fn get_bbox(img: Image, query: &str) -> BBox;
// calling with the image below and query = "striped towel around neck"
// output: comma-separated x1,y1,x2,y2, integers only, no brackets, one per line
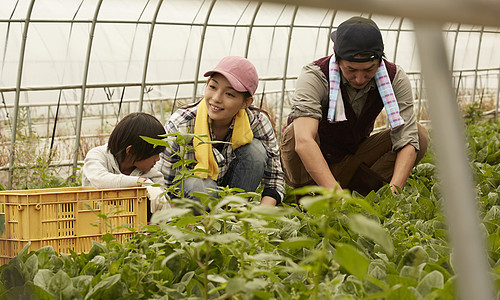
327,55,404,130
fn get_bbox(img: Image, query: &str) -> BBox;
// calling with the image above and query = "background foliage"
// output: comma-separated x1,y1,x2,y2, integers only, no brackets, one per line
1,120,500,299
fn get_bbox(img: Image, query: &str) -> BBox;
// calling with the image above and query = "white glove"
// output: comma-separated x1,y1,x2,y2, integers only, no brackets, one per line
144,179,171,213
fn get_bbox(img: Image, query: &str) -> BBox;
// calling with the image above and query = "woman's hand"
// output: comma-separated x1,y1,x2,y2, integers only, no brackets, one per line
260,196,277,206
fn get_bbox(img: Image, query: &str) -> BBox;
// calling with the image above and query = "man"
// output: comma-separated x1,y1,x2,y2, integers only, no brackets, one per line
280,16,429,196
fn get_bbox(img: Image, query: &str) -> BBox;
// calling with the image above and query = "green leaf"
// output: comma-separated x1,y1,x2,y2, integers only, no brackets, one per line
416,270,444,296
36,246,57,259
48,270,74,298
101,232,114,243
71,275,93,295
250,205,288,217
387,285,418,300
348,214,394,256
401,246,429,268
84,274,121,300
150,208,192,224
16,242,32,261
141,136,170,147
34,269,54,291
214,196,248,211
299,195,332,216
207,233,246,244
207,274,227,283
226,277,246,294
386,273,418,287
25,254,39,280
281,237,318,250
0,283,55,300
0,214,5,236
334,243,369,280
1,257,31,289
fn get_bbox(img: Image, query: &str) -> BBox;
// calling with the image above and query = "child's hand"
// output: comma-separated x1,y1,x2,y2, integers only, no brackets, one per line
141,178,171,213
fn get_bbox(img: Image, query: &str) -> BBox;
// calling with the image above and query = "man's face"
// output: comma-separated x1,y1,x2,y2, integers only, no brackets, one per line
338,58,380,90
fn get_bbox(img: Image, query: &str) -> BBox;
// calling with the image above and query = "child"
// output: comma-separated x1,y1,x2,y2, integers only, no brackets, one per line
159,56,285,209
82,112,170,219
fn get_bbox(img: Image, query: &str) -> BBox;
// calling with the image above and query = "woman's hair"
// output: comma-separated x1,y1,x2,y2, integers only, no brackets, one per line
108,112,166,163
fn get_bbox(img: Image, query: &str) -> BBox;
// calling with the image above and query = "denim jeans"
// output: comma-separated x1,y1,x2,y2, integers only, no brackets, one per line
184,138,267,202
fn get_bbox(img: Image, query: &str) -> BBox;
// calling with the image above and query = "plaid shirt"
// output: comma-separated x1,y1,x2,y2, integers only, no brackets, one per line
159,102,285,201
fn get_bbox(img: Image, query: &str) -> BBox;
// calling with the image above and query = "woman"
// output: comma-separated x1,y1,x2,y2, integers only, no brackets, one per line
160,56,285,209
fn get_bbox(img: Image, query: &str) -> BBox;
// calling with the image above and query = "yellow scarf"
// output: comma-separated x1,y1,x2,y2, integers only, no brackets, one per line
194,98,254,180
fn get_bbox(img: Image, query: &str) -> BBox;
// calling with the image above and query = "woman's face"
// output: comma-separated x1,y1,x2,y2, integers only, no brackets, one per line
204,73,252,127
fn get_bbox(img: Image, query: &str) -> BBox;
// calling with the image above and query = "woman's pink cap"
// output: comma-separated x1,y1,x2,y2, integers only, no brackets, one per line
204,56,259,96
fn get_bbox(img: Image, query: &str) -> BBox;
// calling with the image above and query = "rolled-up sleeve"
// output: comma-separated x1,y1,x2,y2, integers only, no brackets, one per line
390,66,419,152
288,63,328,121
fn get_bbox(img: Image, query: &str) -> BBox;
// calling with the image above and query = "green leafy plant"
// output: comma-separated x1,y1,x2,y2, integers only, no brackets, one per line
1,122,500,299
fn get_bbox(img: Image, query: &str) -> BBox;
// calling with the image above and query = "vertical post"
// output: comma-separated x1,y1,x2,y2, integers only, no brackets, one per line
72,0,103,177
47,105,51,137
413,20,494,300
471,26,485,106
418,75,424,121
277,5,298,141
325,10,337,56
101,103,104,131
158,99,162,123
392,17,404,63
27,104,32,138
8,0,36,189
450,24,461,88
496,72,500,121
244,2,262,58
192,0,217,102
139,0,163,112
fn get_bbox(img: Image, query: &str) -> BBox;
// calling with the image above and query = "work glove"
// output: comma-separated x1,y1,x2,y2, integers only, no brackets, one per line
143,179,171,213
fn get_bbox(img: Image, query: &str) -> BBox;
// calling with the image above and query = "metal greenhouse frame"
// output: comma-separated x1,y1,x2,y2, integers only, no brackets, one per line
1,1,500,298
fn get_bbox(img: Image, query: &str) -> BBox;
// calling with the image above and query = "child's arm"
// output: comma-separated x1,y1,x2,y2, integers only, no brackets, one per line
82,145,142,188
251,112,286,205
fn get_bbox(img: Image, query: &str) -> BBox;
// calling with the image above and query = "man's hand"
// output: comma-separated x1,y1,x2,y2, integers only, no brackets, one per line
293,117,341,190
389,144,417,193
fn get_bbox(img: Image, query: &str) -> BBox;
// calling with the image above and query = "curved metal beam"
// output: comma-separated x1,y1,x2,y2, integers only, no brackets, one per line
325,9,337,56
8,0,35,189
392,17,404,63
259,0,500,27
139,0,164,112
71,0,103,176
244,1,262,58
471,25,485,106
277,5,298,140
192,0,217,102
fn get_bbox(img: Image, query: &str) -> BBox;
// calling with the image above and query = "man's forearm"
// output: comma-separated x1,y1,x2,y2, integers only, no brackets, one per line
296,140,341,190
389,144,417,192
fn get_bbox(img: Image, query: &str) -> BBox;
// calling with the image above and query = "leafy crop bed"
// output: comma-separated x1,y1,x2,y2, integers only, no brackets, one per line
1,121,500,299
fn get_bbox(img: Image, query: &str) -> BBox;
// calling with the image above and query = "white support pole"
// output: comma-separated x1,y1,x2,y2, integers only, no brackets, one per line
413,20,494,300
139,0,163,112
8,0,35,189
72,0,103,177
277,5,298,141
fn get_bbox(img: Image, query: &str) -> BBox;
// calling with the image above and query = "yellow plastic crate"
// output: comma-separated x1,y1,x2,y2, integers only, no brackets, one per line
0,186,147,265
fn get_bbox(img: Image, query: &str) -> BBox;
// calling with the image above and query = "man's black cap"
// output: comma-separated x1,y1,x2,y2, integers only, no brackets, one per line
330,16,384,63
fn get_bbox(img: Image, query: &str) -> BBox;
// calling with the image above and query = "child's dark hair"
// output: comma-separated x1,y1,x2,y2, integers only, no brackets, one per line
108,112,166,163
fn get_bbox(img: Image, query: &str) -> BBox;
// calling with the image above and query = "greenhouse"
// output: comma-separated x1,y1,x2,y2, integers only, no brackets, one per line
0,0,499,299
